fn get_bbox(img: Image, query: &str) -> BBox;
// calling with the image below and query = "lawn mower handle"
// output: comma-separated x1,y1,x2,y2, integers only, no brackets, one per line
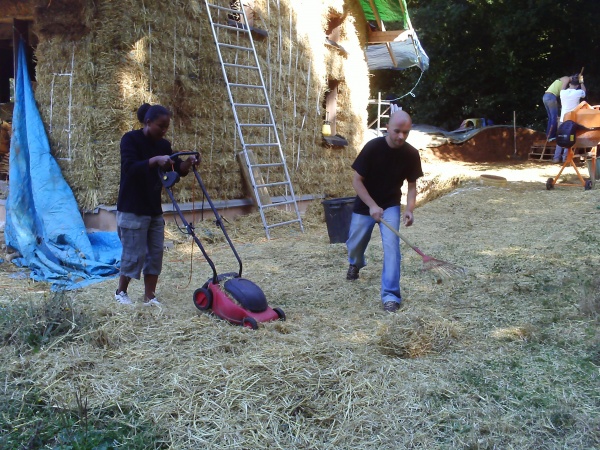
158,150,244,282
169,151,200,160
158,151,200,189
189,164,245,281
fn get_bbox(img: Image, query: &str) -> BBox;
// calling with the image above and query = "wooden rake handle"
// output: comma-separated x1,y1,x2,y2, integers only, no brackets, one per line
379,218,425,257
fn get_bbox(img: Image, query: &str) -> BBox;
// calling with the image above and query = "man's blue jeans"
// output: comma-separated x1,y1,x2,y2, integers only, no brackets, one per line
346,206,402,305
543,92,559,139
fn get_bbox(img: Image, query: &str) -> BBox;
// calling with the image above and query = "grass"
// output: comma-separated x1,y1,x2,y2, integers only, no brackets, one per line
1,388,161,448
0,294,163,449
1,161,599,449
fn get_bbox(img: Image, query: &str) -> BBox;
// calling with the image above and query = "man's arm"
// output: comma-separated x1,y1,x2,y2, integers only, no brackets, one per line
404,181,417,226
352,171,383,221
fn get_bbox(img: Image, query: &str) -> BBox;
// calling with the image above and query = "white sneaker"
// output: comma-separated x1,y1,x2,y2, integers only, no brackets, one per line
143,297,162,307
115,290,133,305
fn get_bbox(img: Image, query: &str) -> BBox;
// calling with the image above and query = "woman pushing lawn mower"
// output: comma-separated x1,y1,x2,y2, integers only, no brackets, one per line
114,103,199,306
157,152,285,330
114,103,285,328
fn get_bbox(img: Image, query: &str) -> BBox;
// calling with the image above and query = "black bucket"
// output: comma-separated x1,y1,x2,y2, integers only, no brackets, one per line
322,197,355,244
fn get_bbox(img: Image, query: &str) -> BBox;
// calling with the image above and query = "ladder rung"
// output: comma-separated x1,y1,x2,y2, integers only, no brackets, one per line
266,219,303,229
213,23,250,33
206,3,245,15
229,83,263,89
264,199,297,208
223,63,259,71
249,162,284,168
240,123,275,128
256,181,289,189
233,103,268,108
218,43,253,52
213,23,251,33
245,143,278,148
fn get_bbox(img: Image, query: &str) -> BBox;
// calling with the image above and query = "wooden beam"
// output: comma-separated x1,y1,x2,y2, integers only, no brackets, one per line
0,0,36,21
396,0,407,17
367,29,410,44
367,0,397,67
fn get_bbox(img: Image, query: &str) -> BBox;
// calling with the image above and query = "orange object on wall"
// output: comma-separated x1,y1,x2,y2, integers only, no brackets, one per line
0,120,10,154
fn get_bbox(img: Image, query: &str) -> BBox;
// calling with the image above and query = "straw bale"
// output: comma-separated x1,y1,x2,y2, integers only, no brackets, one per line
33,0,96,40
29,0,371,211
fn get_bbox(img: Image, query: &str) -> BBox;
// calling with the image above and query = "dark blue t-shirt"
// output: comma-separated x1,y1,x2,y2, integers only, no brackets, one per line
351,136,423,215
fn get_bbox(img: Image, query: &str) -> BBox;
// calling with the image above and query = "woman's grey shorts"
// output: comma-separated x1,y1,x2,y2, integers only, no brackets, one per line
117,211,165,279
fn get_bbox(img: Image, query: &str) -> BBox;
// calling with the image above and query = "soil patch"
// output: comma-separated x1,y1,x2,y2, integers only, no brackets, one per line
417,126,547,163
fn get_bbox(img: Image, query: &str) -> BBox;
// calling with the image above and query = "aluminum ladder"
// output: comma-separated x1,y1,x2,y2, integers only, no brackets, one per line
204,0,304,239
367,92,392,136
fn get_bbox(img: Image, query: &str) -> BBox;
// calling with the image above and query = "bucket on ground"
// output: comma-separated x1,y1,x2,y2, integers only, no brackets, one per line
322,197,355,244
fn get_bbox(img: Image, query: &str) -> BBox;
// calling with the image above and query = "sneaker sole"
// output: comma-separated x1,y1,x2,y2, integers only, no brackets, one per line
143,300,162,307
383,303,400,312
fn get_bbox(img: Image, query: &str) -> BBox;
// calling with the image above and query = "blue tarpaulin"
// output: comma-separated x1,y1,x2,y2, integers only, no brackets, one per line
4,40,121,290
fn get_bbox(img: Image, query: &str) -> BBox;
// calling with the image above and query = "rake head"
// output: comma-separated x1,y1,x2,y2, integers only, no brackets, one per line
422,255,467,280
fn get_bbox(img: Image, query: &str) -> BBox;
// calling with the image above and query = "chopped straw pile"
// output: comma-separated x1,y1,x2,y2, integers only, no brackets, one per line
1,159,600,448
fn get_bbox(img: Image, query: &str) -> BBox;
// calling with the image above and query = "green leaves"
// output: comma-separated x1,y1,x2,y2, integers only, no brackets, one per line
372,0,600,130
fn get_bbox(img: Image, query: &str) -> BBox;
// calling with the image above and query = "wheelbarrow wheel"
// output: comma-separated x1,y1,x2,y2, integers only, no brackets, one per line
193,287,212,311
242,317,258,330
585,179,593,191
546,177,554,190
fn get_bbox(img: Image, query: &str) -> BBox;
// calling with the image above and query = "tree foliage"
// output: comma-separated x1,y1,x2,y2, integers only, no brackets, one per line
370,0,600,131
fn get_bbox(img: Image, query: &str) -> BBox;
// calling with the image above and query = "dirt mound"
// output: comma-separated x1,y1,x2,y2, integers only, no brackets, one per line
421,126,546,163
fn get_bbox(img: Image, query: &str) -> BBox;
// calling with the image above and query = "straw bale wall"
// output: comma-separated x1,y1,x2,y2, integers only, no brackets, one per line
30,0,370,210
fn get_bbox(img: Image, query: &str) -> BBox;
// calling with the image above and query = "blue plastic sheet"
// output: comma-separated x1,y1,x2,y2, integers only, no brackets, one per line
4,40,121,290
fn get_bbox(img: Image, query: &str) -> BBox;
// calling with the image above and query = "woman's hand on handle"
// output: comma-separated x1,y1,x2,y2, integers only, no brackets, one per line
179,153,200,175
150,154,172,168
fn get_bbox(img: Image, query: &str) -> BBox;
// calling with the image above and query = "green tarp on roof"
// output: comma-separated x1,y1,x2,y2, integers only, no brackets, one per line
358,0,429,71
358,0,409,29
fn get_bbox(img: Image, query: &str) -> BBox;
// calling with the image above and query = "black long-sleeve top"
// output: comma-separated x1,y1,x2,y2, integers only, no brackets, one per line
116,129,182,216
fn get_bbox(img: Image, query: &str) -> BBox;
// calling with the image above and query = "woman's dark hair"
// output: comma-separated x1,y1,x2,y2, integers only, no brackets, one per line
570,74,580,85
136,103,172,124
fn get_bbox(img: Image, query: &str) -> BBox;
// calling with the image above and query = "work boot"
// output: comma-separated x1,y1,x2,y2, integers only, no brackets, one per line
383,301,400,313
346,264,359,281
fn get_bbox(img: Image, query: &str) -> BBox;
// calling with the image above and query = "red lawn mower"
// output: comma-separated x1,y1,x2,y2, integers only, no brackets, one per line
160,152,285,330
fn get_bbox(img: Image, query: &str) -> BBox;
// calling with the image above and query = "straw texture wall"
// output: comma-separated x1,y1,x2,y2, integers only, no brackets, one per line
29,0,370,210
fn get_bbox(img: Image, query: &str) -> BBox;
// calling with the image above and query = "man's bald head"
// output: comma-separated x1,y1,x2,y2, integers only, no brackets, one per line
386,110,412,149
